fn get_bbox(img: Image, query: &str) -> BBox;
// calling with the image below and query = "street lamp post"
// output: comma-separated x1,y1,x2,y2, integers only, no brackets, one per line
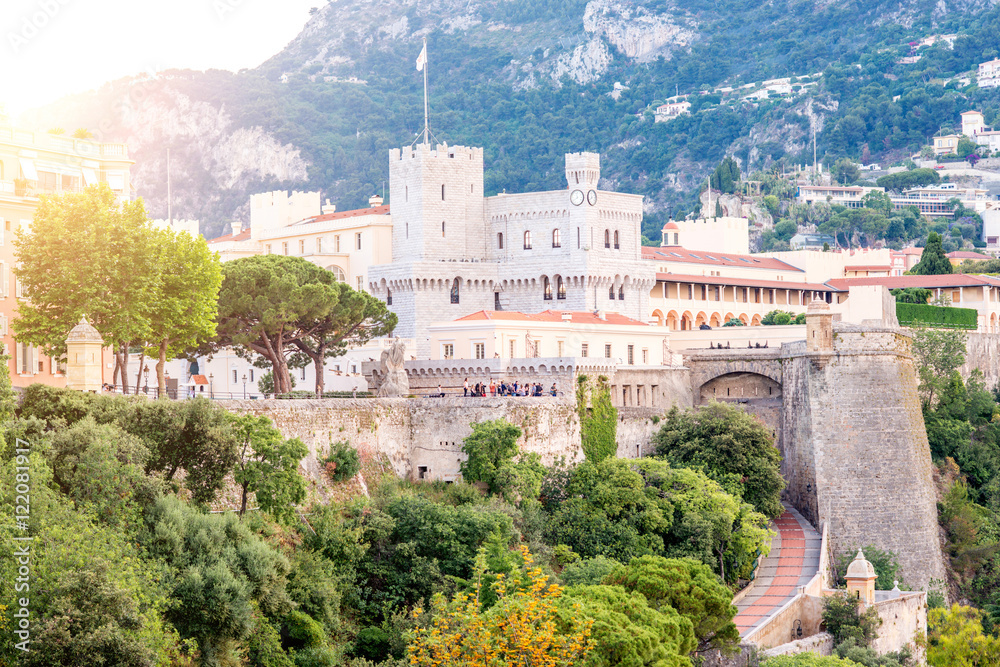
209,373,214,400
143,364,149,395
242,374,247,400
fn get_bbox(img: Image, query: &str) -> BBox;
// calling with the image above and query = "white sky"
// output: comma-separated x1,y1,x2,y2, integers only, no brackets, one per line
0,0,319,116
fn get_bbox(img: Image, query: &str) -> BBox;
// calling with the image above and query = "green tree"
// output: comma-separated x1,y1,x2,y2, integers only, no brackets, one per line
146,228,222,398
652,403,785,519
909,232,953,275
911,328,967,407
710,157,741,194
230,413,308,521
213,255,340,394
957,136,979,159
832,158,860,185
603,555,739,655
13,184,158,391
925,604,1000,666
723,318,745,327
861,190,893,215
292,281,397,395
460,418,544,502
0,354,16,424
891,287,931,304
761,310,793,325
763,655,859,666
561,585,696,667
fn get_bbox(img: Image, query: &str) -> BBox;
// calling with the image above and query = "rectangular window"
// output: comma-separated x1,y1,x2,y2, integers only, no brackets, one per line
510,340,516,358
700,285,707,300
249,369,254,382
282,242,288,255
357,276,363,292
605,344,612,358
557,341,564,357
443,344,454,359
356,233,362,250
628,345,634,365
687,285,694,300
474,343,485,359
581,343,589,358
642,349,648,364
714,287,721,301
301,366,306,380
264,244,271,255
335,235,341,252
232,369,237,383
316,237,323,253
299,239,305,255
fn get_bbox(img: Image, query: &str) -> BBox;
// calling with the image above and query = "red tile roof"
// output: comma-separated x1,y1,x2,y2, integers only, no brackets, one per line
844,265,892,271
899,247,925,255
296,205,390,224
642,246,803,272
656,272,837,292
207,229,251,244
453,310,649,326
947,251,993,260
827,274,1000,290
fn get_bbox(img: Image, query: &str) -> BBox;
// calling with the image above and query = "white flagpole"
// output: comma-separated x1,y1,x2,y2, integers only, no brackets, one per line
422,37,429,145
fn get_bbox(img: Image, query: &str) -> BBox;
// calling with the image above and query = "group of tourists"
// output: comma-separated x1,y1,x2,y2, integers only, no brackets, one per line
432,378,558,397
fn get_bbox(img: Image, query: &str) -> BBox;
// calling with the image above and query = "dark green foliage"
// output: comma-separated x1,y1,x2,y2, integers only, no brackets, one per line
909,232,954,276
761,310,799,326
891,287,932,304
231,413,309,522
322,440,361,482
603,555,739,654
822,593,880,646
459,418,544,502
352,626,392,662
723,318,745,327
542,458,771,582
561,556,620,586
876,169,941,192
577,375,618,462
652,403,785,519
896,302,978,329
709,157,741,195
560,585,697,667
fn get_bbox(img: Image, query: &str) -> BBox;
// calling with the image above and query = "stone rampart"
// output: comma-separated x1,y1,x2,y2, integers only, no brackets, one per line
963,333,1000,389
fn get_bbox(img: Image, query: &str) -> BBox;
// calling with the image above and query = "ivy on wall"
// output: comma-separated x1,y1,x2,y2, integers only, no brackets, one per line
576,374,618,462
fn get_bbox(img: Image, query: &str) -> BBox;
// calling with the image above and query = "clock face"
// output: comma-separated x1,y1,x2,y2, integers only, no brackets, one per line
587,189,598,206
570,189,584,206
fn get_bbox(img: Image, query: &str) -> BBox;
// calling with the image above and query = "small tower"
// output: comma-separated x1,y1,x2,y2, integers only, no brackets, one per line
661,220,680,247
66,316,104,392
805,299,834,353
845,549,877,605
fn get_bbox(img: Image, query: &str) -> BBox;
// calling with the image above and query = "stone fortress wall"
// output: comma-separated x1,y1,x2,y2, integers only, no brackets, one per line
225,304,948,591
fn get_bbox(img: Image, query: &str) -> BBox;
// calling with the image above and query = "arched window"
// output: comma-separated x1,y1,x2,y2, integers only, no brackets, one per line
328,266,346,281
614,230,620,249
609,286,616,300
451,278,460,304
552,228,561,248
441,184,445,200
524,231,532,250
498,232,504,249
406,222,409,238
442,221,446,237
557,276,566,300
386,288,393,305
543,276,553,301
618,285,625,300
604,229,610,248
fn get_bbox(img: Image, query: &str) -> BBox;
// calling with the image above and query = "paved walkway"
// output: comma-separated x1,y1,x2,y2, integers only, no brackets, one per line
734,504,822,637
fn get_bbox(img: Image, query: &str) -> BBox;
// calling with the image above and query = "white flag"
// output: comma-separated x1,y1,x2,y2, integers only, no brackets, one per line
415,44,427,71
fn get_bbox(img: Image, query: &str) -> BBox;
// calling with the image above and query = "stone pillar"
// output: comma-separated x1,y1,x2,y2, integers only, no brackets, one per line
66,316,104,392
845,549,877,605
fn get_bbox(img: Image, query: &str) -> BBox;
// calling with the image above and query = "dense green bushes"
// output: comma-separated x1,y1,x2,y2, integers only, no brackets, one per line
897,303,978,329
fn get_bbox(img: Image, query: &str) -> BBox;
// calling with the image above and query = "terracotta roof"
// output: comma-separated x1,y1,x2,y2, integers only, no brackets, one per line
844,265,892,271
656,272,837,292
191,374,209,385
295,204,390,225
662,221,679,231
827,274,1000,290
207,229,251,244
947,251,993,260
453,310,649,326
642,246,804,272
899,247,925,255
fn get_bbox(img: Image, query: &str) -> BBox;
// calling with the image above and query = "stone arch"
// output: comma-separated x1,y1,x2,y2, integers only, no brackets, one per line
751,314,762,326
710,312,722,327
724,312,735,323
695,312,708,327
680,311,694,331
652,309,665,326
666,310,679,330
739,313,749,325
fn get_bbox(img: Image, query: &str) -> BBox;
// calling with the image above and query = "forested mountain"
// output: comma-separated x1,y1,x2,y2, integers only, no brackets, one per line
22,0,1000,240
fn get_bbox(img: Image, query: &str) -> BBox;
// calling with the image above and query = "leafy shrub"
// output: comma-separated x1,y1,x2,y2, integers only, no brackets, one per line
577,375,617,462
323,440,361,482
834,546,905,590
896,303,977,329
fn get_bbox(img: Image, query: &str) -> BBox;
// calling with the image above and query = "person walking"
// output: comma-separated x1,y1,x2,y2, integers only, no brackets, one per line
464,378,469,397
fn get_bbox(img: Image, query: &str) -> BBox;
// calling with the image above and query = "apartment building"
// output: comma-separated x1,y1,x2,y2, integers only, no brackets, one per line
0,123,132,388
979,58,1000,89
